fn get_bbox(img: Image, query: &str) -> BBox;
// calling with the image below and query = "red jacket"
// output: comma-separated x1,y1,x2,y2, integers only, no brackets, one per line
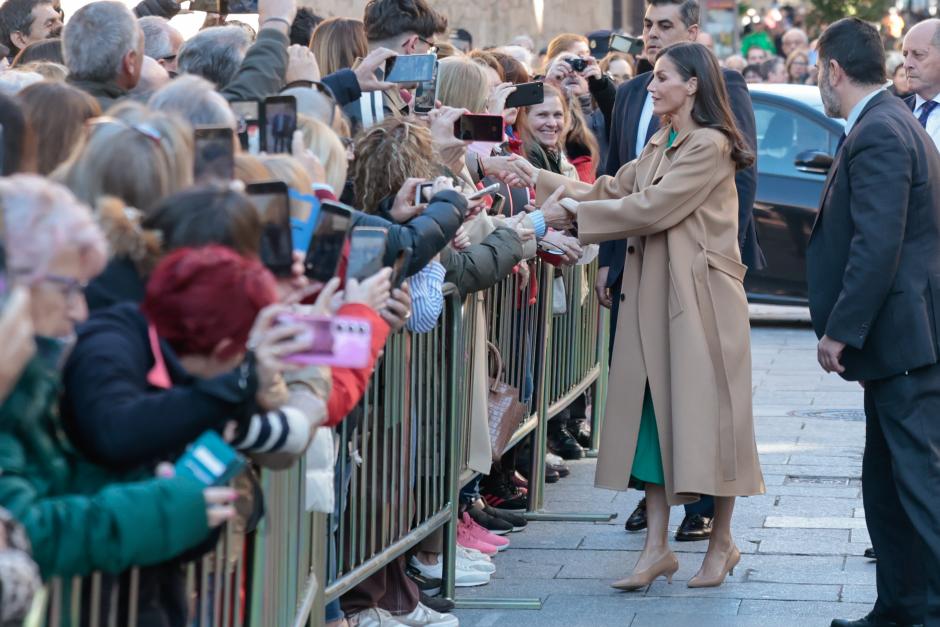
325,303,390,426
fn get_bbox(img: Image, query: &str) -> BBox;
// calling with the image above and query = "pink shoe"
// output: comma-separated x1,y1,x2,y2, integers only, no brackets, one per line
457,520,498,556
462,512,510,551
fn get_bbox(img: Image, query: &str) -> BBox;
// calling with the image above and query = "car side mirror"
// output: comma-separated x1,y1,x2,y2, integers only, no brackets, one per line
794,149,833,175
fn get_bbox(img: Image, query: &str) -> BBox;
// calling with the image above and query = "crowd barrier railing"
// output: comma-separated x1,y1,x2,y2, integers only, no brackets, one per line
38,258,612,626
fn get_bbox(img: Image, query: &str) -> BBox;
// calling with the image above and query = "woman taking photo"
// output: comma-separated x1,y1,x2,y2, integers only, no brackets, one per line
521,42,765,590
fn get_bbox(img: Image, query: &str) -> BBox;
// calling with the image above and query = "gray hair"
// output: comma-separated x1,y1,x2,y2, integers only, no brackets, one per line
148,74,236,129
139,16,174,60
63,1,142,83
177,26,250,88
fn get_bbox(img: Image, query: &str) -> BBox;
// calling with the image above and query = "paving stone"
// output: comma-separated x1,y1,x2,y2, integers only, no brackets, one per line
645,581,840,601
764,516,868,530
738,599,874,617
771,497,859,518
841,585,877,604
740,555,873,585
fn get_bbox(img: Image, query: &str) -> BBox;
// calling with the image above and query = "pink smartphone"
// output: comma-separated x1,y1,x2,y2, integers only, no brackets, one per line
278,313,373,368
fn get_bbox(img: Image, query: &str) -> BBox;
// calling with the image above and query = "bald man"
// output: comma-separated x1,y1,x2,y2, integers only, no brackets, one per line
781,27,808,57
903,18,940,152
128,55,169,101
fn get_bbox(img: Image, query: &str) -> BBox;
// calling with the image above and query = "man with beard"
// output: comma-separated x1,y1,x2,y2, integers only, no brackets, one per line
808,16,940,627
0,0,62,61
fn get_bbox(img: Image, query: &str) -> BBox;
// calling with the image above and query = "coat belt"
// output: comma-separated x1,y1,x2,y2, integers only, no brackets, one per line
692,247,741,482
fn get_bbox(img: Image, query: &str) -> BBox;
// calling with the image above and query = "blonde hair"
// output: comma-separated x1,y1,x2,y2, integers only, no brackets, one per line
234,153,269,185
53,101,193,214
298,114,347,193
16,62,68,81
309,17,368,75
437,56,489,113
258,154,315,222
352,118,436,214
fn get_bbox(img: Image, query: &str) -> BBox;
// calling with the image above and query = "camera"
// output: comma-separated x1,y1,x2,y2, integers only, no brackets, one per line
566,57,588,73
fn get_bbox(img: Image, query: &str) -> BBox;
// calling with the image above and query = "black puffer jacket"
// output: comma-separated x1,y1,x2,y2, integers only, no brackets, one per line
442,226,524,297
353,190,467,277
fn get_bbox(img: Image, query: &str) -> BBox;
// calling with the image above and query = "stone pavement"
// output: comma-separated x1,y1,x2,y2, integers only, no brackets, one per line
453,307,875,627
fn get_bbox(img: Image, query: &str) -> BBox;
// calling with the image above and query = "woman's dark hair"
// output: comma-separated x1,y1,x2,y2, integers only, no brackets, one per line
290,7,323,46
816,17,886,86
659,42,754,171
310,17,368,76
0,92,36,175
142,184,263,256
362,0,446,42
17,81,101,175
10,38,64,67
489,50,530,84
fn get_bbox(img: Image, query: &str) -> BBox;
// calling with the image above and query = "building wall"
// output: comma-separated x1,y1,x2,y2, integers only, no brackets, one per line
303,0,619,49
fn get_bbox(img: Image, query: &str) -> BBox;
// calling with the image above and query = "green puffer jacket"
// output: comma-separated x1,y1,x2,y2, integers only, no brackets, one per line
0,355,210,579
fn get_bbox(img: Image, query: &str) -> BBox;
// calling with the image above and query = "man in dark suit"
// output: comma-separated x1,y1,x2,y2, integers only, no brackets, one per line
808,17,940,627
607,0,763,543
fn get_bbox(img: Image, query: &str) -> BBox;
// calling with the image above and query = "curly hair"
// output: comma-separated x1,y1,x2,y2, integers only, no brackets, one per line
351,117,437,213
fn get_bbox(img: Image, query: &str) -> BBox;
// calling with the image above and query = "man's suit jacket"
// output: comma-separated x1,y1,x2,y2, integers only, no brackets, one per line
598,68,763,287
807,90,940,382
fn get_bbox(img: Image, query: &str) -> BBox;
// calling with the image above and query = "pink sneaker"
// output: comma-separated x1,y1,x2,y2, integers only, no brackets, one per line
462,512,510,551
457,520,498,556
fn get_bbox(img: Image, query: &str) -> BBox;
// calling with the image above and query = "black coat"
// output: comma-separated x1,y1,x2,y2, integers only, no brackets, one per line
807,90,940,382
599,68,764,287
353,189,467,277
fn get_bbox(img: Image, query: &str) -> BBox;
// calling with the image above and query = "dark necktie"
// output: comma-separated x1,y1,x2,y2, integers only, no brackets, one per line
918,100,938,128
644,114,660,145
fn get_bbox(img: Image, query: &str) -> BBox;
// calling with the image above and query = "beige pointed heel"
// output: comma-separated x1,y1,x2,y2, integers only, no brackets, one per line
611,551,680,591
687,546,741,589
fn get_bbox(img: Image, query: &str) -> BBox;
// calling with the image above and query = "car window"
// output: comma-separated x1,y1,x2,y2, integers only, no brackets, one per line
753,101,833,179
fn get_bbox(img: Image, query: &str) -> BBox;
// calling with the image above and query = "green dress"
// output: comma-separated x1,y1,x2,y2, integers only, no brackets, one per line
628,129,677,487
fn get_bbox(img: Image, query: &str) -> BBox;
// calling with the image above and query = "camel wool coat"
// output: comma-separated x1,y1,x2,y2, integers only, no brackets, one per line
535,126,765,505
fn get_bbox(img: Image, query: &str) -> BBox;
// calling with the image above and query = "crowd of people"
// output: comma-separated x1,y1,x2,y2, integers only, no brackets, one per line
0,0,938,625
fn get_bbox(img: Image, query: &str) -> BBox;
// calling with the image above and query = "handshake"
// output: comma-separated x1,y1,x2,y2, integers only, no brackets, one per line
483,156,579,231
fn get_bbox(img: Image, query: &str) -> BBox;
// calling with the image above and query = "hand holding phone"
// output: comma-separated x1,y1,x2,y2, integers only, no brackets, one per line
175,431,246,486
504,82,544,109
277,313,374,368
467,182,501,201
609,33,644,56
453,113,504,142
385,53,437,83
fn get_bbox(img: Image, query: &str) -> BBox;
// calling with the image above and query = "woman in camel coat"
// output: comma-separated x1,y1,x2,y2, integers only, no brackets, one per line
518,42,765,591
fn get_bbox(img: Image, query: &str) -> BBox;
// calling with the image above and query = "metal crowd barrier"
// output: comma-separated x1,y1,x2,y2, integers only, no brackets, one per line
37,258,611,625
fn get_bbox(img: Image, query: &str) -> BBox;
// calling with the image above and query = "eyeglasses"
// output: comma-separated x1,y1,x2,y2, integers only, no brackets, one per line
87,116,163,147
35,274,88,301
417,36,437,54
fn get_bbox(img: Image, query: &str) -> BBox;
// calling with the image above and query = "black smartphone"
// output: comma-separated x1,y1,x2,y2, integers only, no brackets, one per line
194,126,235,181
346,227,388,282
226,0,257,12
490,192,506,216
246,181,294,277
413,60,439,114
415,182,434,204
304,201,353,282
453,114,504,142
231,99,260,154
609,33,644,56
504,81,544,109
385,53,437,83
389,248,412,289
262,95,297,154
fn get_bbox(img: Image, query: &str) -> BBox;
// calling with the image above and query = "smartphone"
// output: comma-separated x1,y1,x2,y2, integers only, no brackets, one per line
190,0,222,12
413,60,439,114
231,99,260,154
609,33,644,56
385,53,437,83
490,192,506,216
346,227,388,282
453,113,503,142
278,313,373,368
389,248,412,289
246,181,294,277
504,82,544,109
263,95,297,154
468,182,501,201
175,430,246,486
415,182,434,204
194,126,234,181
226,0,257,12
304,201,352,282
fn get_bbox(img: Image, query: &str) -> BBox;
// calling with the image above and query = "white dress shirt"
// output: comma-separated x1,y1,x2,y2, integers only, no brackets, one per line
635,92,655,158
914,93,940,153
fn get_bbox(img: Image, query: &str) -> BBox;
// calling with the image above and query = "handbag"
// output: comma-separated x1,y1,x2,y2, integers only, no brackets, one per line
487,341,529,461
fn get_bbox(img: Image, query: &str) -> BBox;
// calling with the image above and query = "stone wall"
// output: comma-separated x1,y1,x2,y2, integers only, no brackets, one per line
302,0,621,50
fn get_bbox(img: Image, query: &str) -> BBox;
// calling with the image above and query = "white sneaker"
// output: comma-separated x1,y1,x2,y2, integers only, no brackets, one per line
349,608,407,626
456,546,491,563
408,556,491,587
545,453,564,465
455,551,496,574
396,602,459,627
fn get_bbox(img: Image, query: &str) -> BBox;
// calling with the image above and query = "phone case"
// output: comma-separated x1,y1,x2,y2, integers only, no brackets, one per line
175,430,246,486
278,314,373,368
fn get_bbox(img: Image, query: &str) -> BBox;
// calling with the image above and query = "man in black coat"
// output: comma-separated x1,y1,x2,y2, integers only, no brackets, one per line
807,18,940,627
605,0,763,543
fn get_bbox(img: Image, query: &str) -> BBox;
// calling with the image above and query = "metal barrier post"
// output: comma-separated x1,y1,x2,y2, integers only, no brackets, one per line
587,305,610,457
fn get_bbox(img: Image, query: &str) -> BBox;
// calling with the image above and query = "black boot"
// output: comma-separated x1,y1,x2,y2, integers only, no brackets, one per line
548,416,584,460
566,417,592,449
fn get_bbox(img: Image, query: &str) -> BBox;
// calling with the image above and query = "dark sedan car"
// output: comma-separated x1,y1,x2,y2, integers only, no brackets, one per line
745,83,846,305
